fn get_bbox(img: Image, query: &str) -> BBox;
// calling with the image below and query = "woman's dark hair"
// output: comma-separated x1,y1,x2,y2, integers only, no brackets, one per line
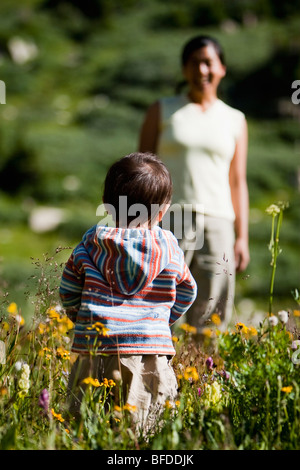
181,35,226,66
103,152,172,226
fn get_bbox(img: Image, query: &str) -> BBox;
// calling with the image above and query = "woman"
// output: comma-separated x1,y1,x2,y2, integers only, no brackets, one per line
138,35,249,336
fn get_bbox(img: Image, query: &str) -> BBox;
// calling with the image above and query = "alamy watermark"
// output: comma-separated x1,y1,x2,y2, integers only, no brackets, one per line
291,80,300,105
0,80,6,104
96,197,205,250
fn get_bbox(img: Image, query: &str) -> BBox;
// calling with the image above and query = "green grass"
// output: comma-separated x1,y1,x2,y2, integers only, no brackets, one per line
0,289,299,450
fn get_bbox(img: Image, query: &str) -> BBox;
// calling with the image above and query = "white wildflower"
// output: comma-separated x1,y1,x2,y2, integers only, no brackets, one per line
18,363,30,396
63,336,70,344
15,314,25,326
265,204,281,216
19,378,29,390
14,360,23,371
278,310,289,324
269,315,279,327
21,363,30,375
291,340,300,351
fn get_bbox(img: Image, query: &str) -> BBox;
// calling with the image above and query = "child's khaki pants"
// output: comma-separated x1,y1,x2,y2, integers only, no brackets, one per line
67,353,178,434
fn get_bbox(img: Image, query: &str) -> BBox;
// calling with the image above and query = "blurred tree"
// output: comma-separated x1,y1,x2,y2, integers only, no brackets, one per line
149,0,300,29
230,46,300,117
0,142,37,195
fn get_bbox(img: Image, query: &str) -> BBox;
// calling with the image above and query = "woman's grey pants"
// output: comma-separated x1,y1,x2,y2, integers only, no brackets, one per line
169,211,236,333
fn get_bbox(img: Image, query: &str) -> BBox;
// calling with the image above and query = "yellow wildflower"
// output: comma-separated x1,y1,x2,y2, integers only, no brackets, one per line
202,327,213,338
82,377,101,387
236,322,249,334
87,321,104,330
246,326,258,337
38,323,47,335
0,386,8,396
123,403,137,412
47,307,60,320
7,303,24,326
293,310,300,317
100,378,109,387
281,386,293,394
57,316,74,334
51,408,65,423
98,377,116,387
164,400,173,409
87,322,109,336
179,323,197,334
172,335,179,343
175,400,180,407
39,347,52,360
183,366,199,382
115,403,138,413
7,302,18,315
286,330,293,340
56,347,70,360
211,313,221,326
47,308,74,334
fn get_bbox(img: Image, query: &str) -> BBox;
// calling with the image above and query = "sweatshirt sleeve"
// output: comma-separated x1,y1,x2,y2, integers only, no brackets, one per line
169,252,197,325
59,251,85,323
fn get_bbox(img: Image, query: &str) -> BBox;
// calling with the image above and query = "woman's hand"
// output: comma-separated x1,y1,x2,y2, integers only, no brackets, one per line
234,236,250,272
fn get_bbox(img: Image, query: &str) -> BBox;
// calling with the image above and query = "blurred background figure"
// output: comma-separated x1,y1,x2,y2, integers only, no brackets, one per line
139,35,249,336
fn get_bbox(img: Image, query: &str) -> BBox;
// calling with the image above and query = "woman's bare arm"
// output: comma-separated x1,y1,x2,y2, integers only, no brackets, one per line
138,101,160,153
229,118,250,272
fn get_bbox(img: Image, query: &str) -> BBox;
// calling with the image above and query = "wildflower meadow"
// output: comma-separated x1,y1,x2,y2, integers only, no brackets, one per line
0,202,299,451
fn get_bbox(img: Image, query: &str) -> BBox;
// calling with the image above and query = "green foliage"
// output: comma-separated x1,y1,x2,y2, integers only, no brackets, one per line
148,0,300,29
1,297,299,449
265,202,288,314
218,319,300,449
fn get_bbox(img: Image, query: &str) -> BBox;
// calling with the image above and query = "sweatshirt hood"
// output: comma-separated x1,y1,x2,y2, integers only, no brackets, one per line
82,225,174,295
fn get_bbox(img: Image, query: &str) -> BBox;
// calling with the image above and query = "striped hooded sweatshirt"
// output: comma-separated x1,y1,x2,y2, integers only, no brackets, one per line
59,224,197,355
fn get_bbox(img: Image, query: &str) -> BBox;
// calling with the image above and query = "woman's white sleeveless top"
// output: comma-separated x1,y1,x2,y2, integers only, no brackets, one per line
158,95,245,221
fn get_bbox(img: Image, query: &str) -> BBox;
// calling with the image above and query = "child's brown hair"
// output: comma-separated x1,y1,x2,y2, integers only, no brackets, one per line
103,152,172,227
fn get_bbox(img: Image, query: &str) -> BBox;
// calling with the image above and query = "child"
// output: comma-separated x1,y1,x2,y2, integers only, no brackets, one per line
59,152,197,432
